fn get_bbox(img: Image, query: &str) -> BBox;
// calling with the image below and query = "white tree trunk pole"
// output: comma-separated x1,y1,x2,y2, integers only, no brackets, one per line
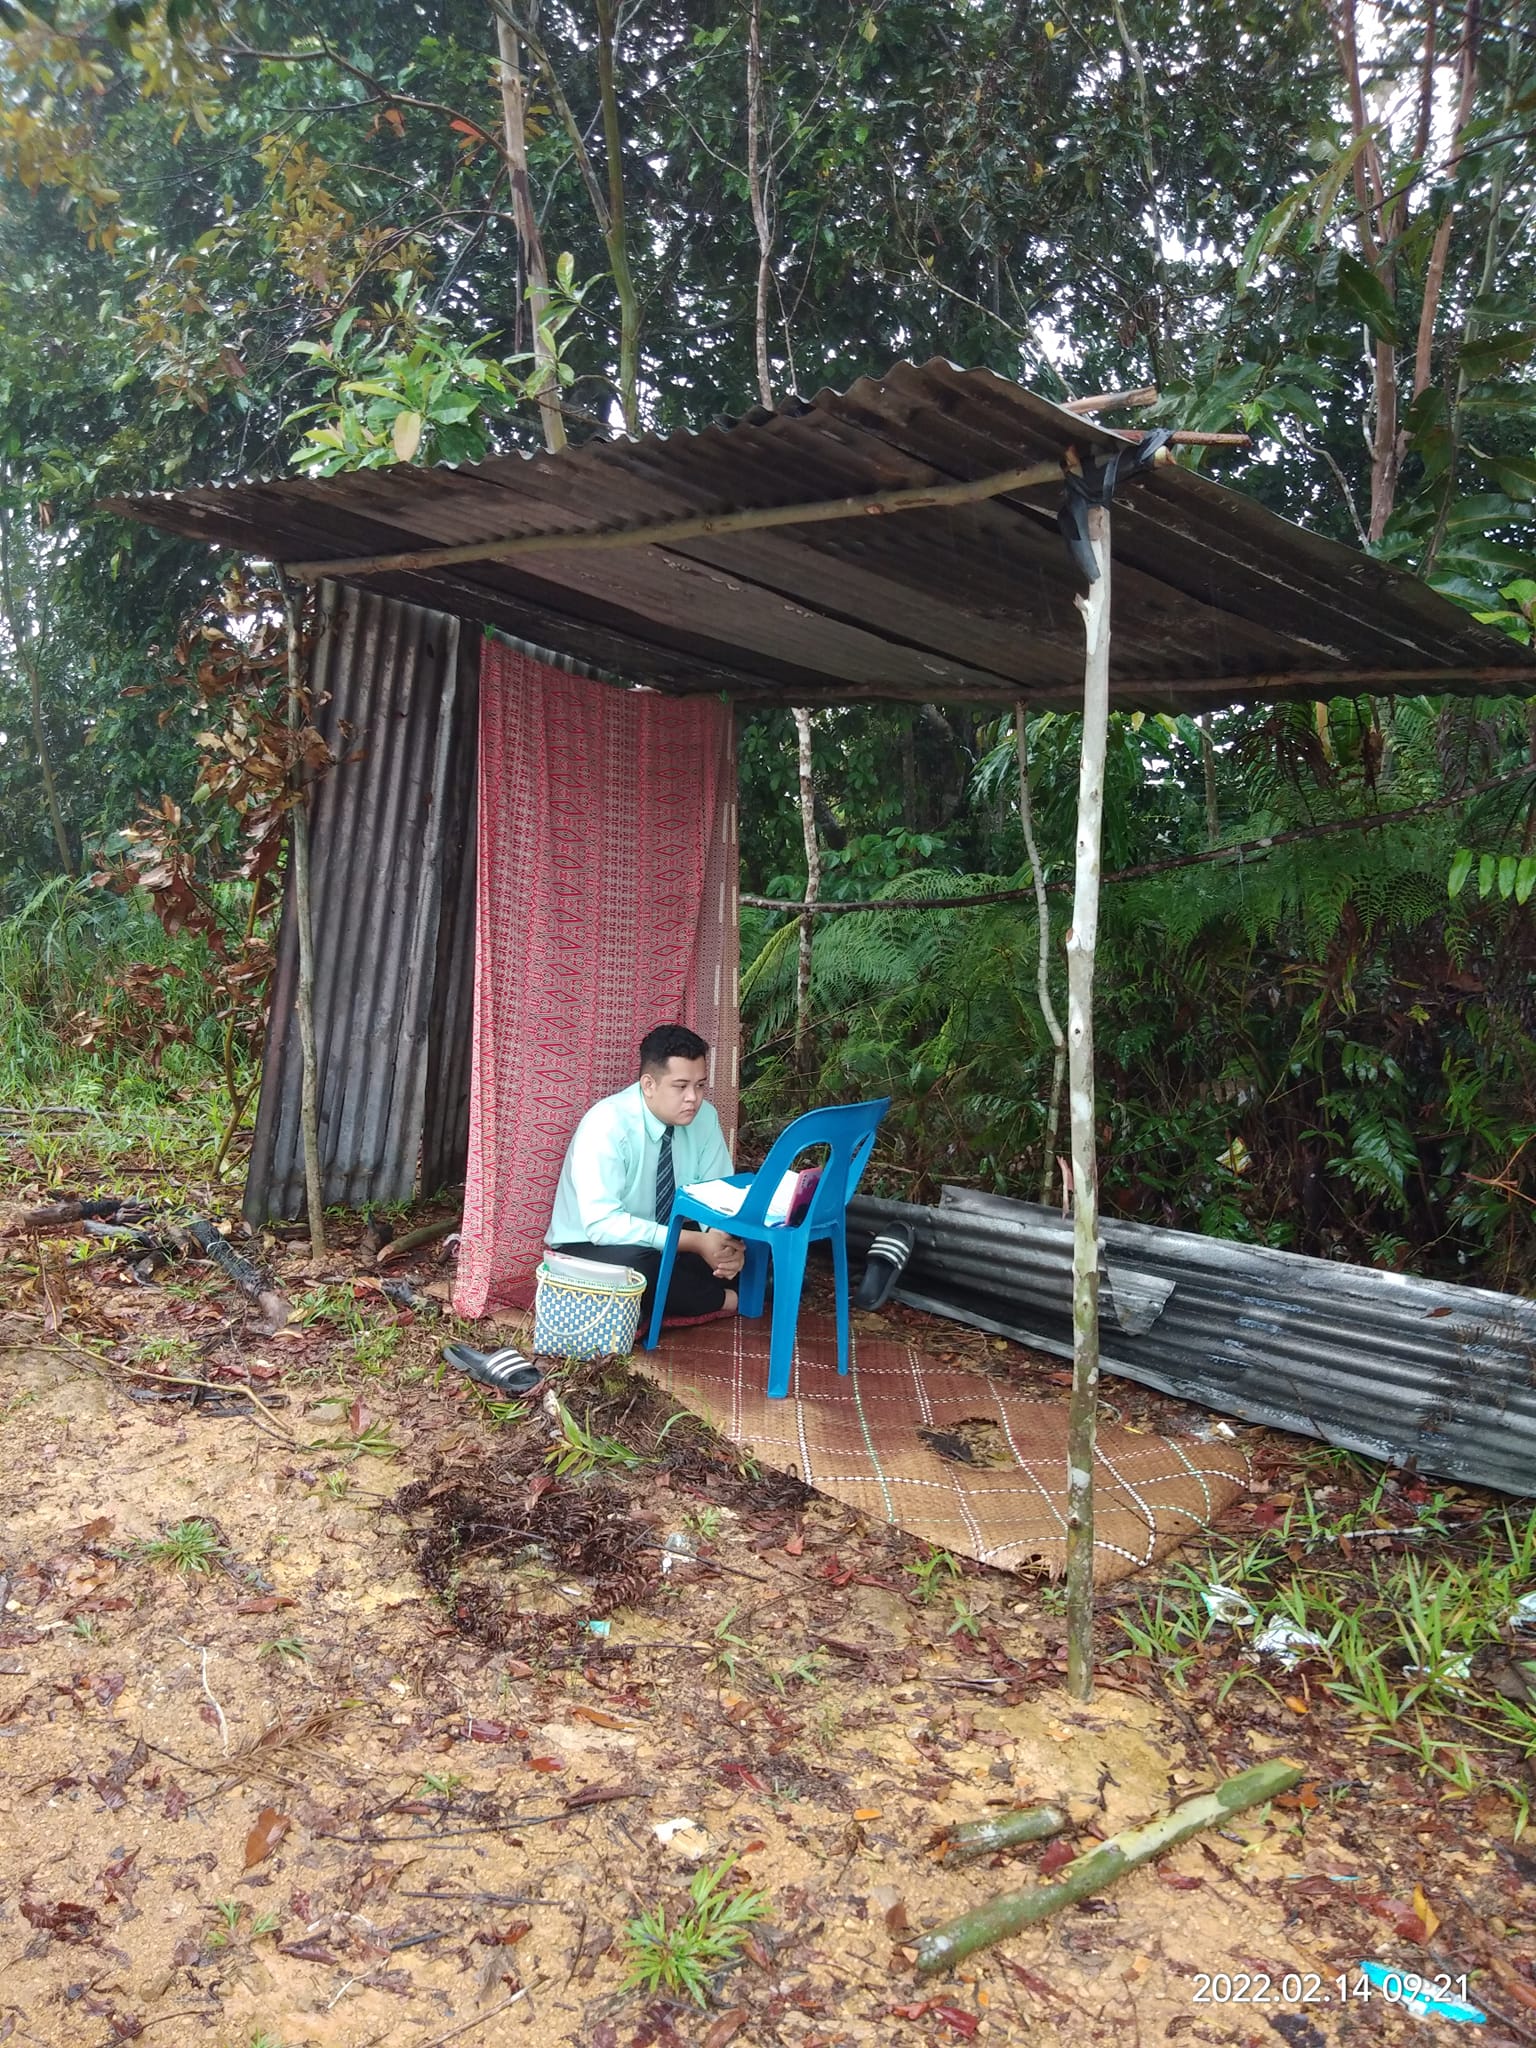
1064,502,1111,1701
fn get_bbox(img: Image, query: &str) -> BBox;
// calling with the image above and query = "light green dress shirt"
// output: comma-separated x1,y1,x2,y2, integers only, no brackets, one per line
546,1082,734,1252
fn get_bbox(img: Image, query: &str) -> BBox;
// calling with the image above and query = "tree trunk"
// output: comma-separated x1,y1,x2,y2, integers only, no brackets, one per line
1016,706,1066,1204
1109,0,1168,384
746,0,774,408
0,481,72,875
492,6,566,454
1199,713,1219,846
1332,0,1400,539
793,705,820,1067
279,576,327,1264
594,0,639,437
1411,0,1481,403
1064,504,1111,1701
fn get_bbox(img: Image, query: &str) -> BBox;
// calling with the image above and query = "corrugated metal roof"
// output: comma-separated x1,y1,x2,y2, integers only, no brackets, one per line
847,1186,1536,1496
245,581,478,1221
103,360,1536,712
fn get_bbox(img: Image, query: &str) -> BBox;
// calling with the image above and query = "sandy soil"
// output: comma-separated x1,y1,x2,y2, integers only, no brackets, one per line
1,1213,1530,2048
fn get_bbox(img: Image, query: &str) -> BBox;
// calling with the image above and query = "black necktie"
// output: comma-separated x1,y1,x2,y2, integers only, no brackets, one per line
655,1125,675,1225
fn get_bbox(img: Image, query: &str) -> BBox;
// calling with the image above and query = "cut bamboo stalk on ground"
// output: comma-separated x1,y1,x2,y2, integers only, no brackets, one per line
374,1214,462,1267
914,1761,1303,1976
1064,501,1112,1700
941,1804,1068,1863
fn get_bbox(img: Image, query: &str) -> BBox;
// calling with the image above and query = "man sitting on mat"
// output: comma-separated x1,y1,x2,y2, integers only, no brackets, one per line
546,1024,745,1326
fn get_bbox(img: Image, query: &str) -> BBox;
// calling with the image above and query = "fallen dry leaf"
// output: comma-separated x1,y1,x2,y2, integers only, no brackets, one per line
1038,1838,1078,1877
1488,1960,1536,2014
244,1806,291,1869
526,1755,564,1772
1412,1884,1440,1941
703,2011,748,2048
570,1706,644,1731
20,1897,100,1943
783,1531,804,1557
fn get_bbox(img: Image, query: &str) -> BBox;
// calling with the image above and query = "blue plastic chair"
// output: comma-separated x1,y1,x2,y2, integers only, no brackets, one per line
643,1097,890,1398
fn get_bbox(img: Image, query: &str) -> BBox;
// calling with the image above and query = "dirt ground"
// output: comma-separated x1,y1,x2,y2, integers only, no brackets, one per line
3,1197,1534,2048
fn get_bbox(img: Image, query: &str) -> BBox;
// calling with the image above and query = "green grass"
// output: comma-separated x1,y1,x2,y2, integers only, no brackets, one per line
545,1402,644,1477
258,1634,311,1666
0,877,260,1176
1112,1492,1536,1831
619,1858,769,2006
904,1544,962,1604
418,1771,466,1798
130,1332,200,1370
126,1518,229,1576
305,1419,401,1461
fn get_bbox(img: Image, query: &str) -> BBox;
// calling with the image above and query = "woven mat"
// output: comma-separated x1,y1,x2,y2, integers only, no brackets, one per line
641,1312,1247,1585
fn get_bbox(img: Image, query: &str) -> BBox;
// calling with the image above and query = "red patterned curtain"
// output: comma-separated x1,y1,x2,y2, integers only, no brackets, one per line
454,643,739,1317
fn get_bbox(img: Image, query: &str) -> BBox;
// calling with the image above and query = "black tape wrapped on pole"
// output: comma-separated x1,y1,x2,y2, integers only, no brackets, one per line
1056,428,1173,585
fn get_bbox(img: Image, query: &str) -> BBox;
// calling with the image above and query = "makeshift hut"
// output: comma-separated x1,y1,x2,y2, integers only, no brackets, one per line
106,359,1536,1686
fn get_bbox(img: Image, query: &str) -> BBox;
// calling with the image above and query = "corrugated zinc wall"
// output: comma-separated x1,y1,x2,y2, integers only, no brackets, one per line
847,1186,1536,1496
244,581,479,1221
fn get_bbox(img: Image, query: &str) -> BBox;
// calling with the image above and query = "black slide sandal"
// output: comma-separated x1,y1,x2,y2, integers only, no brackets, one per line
442,1342,544,1397
855,1224,915,1310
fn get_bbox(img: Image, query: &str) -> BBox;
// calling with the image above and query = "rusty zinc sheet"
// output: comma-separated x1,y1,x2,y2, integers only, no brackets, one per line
102,359,1536,715
847,1185,1536,1496
244,581,479,1222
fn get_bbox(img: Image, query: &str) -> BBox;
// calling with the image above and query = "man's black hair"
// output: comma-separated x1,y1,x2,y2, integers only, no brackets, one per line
640,1024,709,1075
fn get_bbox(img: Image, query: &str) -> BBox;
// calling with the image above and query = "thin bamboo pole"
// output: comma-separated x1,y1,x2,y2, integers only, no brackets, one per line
282,456,1076,581
1064,502,1111,1701
792,706,820,1065
1016,705,1065,1204
278,575,327,1263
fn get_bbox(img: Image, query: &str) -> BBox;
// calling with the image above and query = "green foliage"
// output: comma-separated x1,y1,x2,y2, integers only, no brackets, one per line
743,696,1536,1283
286,274,566,474
545,1403,645,1476
619,1858,769,2006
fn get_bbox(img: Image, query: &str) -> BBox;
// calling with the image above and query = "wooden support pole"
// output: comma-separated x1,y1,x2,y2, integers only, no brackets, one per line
1064,502,1111,1702
278,575,327,1264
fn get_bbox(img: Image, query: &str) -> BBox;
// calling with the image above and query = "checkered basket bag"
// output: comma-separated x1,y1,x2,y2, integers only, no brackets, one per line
532,1258,647,1360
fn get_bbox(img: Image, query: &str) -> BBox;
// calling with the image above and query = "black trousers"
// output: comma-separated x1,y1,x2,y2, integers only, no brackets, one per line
550,1241,730,1323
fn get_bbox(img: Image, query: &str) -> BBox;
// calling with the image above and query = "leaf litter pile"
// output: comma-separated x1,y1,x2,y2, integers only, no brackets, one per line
396,1363,808,1653
4,1156,1536,2046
